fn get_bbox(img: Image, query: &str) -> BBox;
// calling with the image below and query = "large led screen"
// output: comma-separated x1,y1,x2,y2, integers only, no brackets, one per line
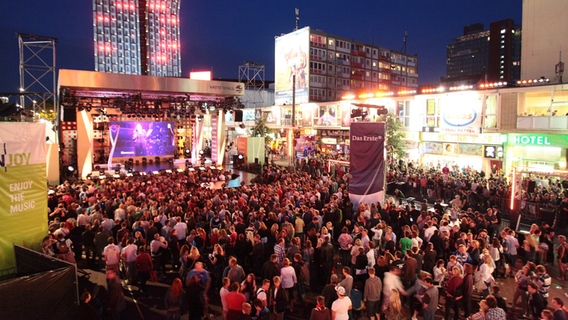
275,27,310,106
109,121,175,157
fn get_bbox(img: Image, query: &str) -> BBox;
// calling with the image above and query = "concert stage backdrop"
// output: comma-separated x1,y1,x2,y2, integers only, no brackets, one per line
349,122,385,208
109,121,175,158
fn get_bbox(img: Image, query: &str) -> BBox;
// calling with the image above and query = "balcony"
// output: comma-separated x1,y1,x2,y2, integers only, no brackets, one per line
517,116,568,130
350,73,363,80
310,41,326,48
310,68,324,75
310,95,325,102
310,55,324,61
351,50,366,57
351,62,362,68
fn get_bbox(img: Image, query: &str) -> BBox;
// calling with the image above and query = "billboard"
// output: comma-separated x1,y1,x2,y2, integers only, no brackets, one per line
439,93,482,135
0,123,48,271
275,27,310,106
349,122,385,208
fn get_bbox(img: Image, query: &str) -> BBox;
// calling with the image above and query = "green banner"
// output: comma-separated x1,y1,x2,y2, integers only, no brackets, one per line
0,123,48,272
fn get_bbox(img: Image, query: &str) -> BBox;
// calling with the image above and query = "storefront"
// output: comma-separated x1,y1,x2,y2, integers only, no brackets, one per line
421,132,502,173
401,131,421,162
319,129,350,157
503,133,568,174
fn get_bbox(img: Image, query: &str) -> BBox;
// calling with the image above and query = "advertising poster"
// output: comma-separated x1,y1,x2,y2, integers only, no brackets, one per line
0,123,48,271
349,122,385,208
275,27,310,105
439,93,482,135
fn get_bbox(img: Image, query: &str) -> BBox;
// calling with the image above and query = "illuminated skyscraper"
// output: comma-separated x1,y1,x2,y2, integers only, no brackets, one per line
93,0,181,77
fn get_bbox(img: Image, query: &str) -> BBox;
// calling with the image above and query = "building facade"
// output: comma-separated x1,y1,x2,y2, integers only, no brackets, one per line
521,0,568,83
444,19,521,87
93,0,181,77
274,27,418,107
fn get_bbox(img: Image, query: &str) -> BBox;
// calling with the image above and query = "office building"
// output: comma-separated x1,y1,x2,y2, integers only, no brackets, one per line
444,19,521,86
93,0,181,77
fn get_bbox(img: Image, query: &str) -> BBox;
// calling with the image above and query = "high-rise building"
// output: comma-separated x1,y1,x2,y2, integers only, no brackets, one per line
93,0,181,77
444,19,521,86
521,0,568,83
274,27,418,106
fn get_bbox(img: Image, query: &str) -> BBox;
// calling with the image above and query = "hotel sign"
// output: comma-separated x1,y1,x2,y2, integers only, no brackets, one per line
506,134,568,147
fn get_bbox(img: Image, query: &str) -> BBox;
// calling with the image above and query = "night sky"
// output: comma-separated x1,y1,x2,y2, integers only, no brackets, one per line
0,0,522,94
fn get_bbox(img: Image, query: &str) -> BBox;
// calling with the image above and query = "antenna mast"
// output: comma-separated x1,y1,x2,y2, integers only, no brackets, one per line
556,51,564,83
295,8,300,31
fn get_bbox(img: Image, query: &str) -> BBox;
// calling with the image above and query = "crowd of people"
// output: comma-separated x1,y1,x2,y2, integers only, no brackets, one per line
40,157,568,320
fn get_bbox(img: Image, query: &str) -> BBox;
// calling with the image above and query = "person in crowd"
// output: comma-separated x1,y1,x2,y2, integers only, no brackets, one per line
164,278,185,320
364,267,382,320
331,285,351,320
310,296,331,320
551,298,567,320
528,282,547,320
557,235,568,281
271,276,288,320
220,277,231,319
279,258,297,312
106,269,126,320
422,277,439,320
384,288,405,320
134,246,153,295
444,266,463,320
321,274,339,310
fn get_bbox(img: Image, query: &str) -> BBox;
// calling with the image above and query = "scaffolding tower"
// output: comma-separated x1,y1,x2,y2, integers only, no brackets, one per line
18,33,58,129
238,62,265,108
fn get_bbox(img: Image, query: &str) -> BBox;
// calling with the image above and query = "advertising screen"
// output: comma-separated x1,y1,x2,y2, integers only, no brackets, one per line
275,27,310,105
109,121,175,158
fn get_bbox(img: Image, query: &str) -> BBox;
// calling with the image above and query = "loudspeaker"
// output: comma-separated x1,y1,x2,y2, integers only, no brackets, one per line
527,181,536,193
234,110,243,122
63,107,77,122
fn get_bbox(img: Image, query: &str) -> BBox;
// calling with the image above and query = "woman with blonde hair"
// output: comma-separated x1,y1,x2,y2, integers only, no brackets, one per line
470,299,490,320
320,226,330,241
384,288,405,320
280,258,298,312
478,254,495,298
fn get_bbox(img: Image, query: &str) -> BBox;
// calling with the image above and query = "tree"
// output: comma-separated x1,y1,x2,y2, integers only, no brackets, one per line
381,113,406,160
252,115,273,145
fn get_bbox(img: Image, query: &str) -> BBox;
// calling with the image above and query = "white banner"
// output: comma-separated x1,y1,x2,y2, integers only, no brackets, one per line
0,123,46,166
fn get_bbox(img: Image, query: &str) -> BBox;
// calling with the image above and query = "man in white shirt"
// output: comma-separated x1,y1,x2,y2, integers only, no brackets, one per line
424,221,438,242
103,236,121,275
219,277,230,319
173,216,187,245
121,238,138,284
256,279,270,307
331,285,352,320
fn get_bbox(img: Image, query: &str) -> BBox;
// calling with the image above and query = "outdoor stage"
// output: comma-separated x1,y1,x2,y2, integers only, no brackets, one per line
88,159,256,189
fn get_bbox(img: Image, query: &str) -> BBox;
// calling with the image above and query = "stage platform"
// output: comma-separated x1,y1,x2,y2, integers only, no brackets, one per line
88,159,257,189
